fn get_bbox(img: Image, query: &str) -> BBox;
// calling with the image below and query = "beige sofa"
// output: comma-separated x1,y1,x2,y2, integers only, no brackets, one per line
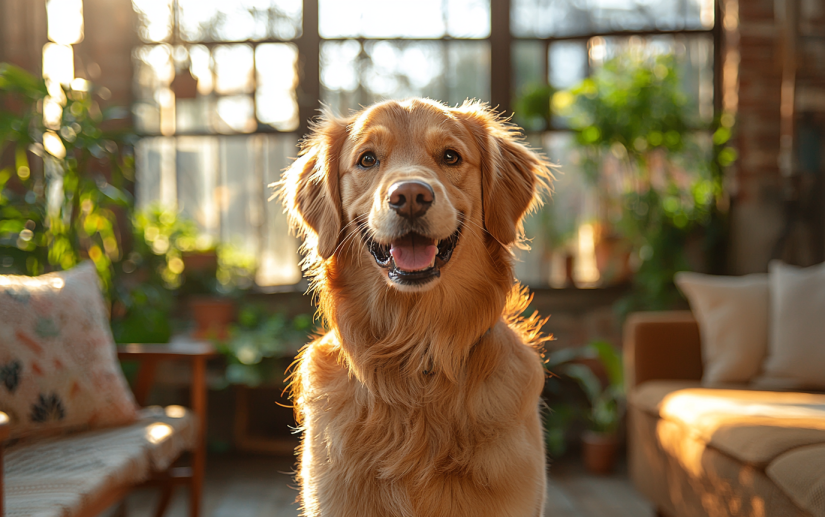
624,311,825,517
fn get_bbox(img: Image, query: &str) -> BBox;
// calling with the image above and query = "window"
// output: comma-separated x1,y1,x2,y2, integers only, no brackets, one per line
318,0,491,114
509,0,718,286
131,0,720,289
131,0,305,287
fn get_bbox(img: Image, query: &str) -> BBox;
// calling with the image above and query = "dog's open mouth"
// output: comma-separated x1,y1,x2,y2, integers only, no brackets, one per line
363,224,462,286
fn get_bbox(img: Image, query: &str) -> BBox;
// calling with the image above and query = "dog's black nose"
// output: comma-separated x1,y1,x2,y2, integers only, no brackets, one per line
387,181,434,219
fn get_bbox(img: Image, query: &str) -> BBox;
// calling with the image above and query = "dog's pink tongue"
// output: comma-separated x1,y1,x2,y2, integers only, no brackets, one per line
390,234,437,271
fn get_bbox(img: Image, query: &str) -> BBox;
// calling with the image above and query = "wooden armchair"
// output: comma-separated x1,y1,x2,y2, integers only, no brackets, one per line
0,341,217,517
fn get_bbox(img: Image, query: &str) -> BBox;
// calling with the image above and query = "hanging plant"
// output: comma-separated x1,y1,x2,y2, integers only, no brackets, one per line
0,63,135,293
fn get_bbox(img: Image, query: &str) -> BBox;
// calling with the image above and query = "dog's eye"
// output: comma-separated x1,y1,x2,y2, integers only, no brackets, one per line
443,149,461,165
358,152,378,168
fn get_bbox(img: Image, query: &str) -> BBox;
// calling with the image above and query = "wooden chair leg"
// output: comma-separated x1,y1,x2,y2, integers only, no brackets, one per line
189,356,207,517
1,440,5,517
153,486,174,517
112,501,127,517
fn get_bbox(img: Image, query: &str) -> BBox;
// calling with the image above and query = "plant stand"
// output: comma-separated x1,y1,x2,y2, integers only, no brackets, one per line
232,384,299,455
582,431,620,475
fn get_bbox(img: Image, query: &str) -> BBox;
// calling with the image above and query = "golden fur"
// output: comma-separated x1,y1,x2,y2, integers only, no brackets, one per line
279,99,553,517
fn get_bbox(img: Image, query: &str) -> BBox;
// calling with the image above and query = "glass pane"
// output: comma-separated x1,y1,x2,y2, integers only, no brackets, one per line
511,0,714,38
134,134,303,286
446,0,491,38
512,40,546,130
132,0,173,43
256,43,299,131
176,97,214,133
177,0,302,42
589,34,714,123
214,44,255,95
320,0,490,39
133,45,174,134
217,137,258,253
549,40,587,89
135,137,177,208
216,96,257,133
259,135,302,286
321,40,489,115
176,136,220,233
446,41,490,105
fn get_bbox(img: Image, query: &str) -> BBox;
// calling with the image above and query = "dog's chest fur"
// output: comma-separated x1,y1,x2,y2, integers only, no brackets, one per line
295,324,547,517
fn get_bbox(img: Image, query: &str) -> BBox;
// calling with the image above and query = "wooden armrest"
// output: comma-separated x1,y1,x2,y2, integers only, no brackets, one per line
1,411,8,516
0,411,9,442
623,311,703,389
117,340,218,408
117,341,218,361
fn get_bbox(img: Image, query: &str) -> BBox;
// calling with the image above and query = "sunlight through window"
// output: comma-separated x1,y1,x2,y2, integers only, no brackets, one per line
47,0,84,45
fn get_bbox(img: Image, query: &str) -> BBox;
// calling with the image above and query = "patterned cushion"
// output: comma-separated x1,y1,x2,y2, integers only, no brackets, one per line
0,262,138,439
4,406,197,517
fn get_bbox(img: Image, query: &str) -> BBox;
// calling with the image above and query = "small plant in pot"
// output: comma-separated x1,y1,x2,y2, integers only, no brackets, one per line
559,340,625,475
216,304,314,387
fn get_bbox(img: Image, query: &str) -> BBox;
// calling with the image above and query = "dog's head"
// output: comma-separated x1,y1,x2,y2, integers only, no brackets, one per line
280,99,551,293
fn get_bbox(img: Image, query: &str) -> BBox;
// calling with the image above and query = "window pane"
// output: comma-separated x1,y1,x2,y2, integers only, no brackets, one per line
321,40,489,114
589,35,714,123
133,45,174,134
512,41,546,130
177,0,302,42
135,134,303,287
132,0,173,43
319,0,489,39
549,40,587,89
446,0,491,38
256,43,299,131
214,44,255,95
260,135,302,286
511,0,714,38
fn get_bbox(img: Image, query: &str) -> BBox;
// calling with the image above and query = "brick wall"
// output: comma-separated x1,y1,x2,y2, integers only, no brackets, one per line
0,0,47,74
75,0,137,121
728,0,825,273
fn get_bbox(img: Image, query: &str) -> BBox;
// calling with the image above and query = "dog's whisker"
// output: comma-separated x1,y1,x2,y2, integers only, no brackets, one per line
459,218,501,263
332,217,369,257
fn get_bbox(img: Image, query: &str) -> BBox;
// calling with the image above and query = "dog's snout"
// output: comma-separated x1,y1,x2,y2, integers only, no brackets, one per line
387,181,434,219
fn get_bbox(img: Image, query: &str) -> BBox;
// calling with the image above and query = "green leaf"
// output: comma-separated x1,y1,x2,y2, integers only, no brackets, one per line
589,340,624,394
0,63,48,98
0,219,24,234
561,363,602,403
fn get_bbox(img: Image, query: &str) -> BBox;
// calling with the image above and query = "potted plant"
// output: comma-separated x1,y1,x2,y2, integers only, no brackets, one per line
555,340,625,475
557,52,734,310
216,303,313,387
514,82,556,131
0,64,134,291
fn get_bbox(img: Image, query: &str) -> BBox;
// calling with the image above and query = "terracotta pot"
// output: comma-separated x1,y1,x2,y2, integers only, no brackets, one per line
182,251,218,273
582,431,620,475
190,297,235,340
594,236,632,285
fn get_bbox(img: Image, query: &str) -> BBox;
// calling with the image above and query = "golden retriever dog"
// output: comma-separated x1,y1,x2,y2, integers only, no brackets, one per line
279,98,552,517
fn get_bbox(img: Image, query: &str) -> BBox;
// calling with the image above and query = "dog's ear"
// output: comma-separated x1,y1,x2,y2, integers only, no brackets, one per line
279,114,349,260
454,102,553,247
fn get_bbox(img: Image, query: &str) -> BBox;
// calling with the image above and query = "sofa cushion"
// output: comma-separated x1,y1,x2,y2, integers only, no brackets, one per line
0,263,138,439
4,406,196,517
758,261,825,390
767,444,825,517
630,382,825,467
674,272,769,385
629,404,813,517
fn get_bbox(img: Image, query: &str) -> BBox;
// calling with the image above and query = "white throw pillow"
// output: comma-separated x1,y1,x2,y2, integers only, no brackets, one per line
758,261,825,389
675,272,769,385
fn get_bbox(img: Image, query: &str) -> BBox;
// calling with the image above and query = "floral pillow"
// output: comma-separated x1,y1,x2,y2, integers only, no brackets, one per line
0,262,138,439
